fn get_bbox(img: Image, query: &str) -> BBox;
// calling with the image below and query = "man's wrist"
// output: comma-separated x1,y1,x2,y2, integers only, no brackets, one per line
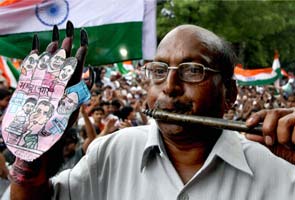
9,158,47,186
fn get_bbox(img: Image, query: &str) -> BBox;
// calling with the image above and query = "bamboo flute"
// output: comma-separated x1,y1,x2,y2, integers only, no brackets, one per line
143,109,263,135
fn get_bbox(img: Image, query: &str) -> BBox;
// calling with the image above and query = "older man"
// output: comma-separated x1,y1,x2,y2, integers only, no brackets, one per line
10,25,295,199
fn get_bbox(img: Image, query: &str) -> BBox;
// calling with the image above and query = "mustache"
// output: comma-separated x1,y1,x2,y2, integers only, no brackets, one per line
154,100,193,112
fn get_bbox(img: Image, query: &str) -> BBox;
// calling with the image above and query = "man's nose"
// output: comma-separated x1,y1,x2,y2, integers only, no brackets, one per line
162,69,184,97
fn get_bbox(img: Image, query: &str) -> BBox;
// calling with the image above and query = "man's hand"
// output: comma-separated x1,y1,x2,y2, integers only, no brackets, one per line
2,21,90,162
4,21,90,191
246,108,295,164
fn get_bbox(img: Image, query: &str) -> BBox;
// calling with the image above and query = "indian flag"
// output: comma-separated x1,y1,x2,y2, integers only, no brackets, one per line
234,52,282,86
0,56,20,88
0,0,156,65
116,60,134,75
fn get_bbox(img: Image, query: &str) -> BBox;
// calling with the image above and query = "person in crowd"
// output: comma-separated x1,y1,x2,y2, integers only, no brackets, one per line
101,85,115,102
0,152,8,179
118,106,139,128
59,105,96,172
110,98,123,118
85,89,102,115
100,101,120,132
0,88,11,117
9,24,295,200
58,128,81,172
90,105,118,136
91,106,105,134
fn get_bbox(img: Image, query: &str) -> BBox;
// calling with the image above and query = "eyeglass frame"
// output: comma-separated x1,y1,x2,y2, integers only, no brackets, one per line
142,61,221,83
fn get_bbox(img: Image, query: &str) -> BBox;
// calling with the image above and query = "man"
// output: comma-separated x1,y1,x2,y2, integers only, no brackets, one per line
91,106,105,134
22,100,54,149
10,25,295,199
0,88,11,116
100,100,120,132
58,58,77,82
57,93,78,115
6,97,37,144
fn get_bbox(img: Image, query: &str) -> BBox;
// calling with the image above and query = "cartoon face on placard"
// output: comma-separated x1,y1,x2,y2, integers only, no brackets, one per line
49,49,66,72
58,58,77,81
29,100,54,125
22,54,38,70
57,93,78,115
38,52,50,70
22,97,37,114
20,54,39,77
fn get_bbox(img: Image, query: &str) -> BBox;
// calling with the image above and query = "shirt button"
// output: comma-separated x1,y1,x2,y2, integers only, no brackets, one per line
178,193,189,200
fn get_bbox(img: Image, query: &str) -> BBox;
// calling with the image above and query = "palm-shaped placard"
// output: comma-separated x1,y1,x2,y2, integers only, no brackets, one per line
2,21,90,161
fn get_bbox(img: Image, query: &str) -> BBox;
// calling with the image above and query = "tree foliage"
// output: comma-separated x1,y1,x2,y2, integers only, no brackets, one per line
157,0,295,71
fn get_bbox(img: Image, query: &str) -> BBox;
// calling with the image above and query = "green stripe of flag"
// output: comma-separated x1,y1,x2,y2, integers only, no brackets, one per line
0,22,142,66
6,58,20,81
116,62,129,74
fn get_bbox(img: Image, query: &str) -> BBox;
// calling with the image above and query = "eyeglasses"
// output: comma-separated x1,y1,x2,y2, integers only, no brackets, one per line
142,61,220,83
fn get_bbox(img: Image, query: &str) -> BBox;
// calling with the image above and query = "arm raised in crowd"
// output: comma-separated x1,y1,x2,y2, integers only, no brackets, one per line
80,105,97,153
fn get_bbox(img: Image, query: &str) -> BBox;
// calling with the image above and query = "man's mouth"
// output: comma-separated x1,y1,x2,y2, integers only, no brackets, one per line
154,101,193,114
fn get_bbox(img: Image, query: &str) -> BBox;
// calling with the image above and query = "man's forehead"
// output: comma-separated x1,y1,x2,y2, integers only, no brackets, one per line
163,25,221,43
158,25,222,53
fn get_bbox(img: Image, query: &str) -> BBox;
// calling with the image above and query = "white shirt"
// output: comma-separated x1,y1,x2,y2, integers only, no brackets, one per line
52,121,295,200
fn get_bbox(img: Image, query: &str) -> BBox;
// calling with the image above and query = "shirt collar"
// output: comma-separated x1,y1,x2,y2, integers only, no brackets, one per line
207,129,253,176
140,120,161,172
140,122,253,176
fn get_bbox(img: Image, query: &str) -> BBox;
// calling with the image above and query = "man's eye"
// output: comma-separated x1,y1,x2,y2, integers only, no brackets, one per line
153,67,166,75
183,65,202,75
190,66,202,74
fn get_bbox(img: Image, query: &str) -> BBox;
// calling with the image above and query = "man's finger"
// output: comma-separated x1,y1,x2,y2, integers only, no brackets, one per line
30,34,39,54
67,29,88,87
246,109,267,127
84,67,95,90
276,113,295,145
292,126,295,145
46,25,59,54
245,134,264,144
61,21,74,57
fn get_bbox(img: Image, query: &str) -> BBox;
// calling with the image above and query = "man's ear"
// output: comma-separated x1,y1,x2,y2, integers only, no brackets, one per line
225,79,237,110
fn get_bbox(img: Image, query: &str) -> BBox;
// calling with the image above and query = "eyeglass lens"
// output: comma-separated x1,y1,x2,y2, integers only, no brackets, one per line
146,62,206,83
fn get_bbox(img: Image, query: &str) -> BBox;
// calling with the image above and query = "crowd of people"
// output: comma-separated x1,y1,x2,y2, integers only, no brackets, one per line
223,82,295,121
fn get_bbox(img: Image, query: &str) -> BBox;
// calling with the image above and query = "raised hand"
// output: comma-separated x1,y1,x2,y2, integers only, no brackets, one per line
1,21,90,162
